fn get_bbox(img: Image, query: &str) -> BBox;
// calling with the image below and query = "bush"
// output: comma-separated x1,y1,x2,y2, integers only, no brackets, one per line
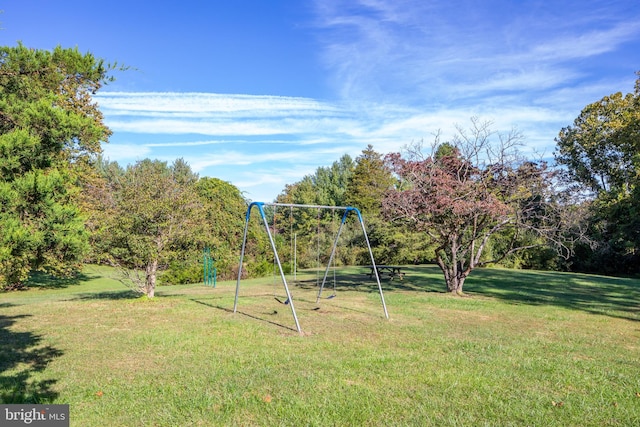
160,261,202,285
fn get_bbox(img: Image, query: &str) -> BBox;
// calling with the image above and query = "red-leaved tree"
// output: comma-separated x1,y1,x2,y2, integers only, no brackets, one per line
383,118,563,294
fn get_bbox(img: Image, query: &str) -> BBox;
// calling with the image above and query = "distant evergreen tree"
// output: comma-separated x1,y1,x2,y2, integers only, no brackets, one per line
345,145,394,215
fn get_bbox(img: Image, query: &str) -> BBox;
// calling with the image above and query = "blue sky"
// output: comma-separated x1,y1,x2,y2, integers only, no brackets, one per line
2,0,640,201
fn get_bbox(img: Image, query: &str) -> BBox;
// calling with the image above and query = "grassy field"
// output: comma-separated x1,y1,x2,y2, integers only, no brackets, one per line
1,264,639,426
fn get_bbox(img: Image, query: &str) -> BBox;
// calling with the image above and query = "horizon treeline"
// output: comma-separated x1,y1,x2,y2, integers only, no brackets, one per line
1,43,638,291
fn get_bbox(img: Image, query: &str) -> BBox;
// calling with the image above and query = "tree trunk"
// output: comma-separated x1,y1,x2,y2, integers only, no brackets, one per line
145,259,158,298
436,252,468,296
446,274,466,295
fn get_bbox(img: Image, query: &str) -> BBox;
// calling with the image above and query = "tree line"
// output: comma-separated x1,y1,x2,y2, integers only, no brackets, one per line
1,44,638,296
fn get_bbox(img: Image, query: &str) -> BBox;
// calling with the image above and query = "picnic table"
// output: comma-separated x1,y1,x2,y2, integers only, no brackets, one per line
367,265,405,280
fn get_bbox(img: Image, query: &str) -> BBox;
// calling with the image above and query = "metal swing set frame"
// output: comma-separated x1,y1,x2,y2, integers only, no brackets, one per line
234,202,389,334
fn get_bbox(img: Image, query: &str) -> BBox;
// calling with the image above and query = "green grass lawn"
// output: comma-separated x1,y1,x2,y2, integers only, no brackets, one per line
1,265,639,426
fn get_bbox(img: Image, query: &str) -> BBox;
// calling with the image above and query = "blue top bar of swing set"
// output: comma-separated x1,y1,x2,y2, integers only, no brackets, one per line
245,202,362,223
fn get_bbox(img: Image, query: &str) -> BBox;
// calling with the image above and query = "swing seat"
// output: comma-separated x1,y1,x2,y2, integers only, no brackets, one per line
326,294,336,300
274,297,289,305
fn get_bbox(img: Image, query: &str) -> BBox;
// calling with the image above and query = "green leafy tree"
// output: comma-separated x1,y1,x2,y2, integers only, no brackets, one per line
0,44,113,289
101,159,206,298
277,155,355,208
555,74,640,195
344,145,394,215
195,177,250,280
314,154,355,207
555,72,640,274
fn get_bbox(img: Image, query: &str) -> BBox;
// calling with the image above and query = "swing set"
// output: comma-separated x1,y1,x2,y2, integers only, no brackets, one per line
234,202,388,334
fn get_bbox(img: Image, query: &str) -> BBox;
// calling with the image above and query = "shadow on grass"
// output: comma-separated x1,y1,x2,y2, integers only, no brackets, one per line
0,311,62,403
292,265,640,321
300,294,387,318
0,303,19,309
190,298,299,333
292,267,442,295
25,271,98,290
70,289,141,301
466,268,640,322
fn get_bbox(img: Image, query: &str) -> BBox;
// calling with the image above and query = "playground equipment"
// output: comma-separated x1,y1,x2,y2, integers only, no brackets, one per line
203,247,216,287
234,202,388,334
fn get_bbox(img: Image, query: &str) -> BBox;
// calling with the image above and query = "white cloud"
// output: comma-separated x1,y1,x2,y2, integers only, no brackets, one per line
97,91,584,175
97,92,361,138
186,149,316,171
528,21,640,62
144,138,297,148
105,118,294,136
96,92,341,116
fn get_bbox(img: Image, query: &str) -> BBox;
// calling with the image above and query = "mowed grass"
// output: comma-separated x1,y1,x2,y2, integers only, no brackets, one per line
1,264,639,426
